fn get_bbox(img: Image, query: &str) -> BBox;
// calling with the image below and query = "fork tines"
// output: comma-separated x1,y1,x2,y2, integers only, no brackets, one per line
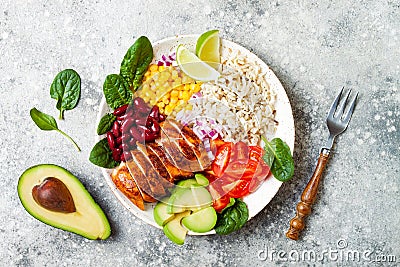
328,87,359,123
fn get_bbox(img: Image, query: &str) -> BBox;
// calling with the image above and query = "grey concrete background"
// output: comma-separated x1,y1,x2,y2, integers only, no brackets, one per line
1,0,399,266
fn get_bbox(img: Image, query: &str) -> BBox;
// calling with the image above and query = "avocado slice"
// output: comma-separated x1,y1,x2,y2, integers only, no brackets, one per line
167,187,212,214
154,197,175,226
17,164,111,240
163,211,191,245
182,206,217,233
194,173,209,186
176,178,201,188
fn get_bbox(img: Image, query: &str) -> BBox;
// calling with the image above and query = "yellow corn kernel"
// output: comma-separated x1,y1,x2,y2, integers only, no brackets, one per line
142,96,149,103
158,66,165,72
184,84,190,90
181,91,190,101
174,77,182,84
164,106,172,114
178,90,183,99
163,98,169,105
170,98,178,104
193,84,201,92
149,65,158,72
142,83,149,92
186,104,193,110
171,70,178,79
170,90,179,97
157,102,165,108
189,83,197,91
177,99,185,106
159,107,164,113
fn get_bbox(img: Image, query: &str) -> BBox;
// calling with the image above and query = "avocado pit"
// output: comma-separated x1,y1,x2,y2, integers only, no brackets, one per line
32,177,76,213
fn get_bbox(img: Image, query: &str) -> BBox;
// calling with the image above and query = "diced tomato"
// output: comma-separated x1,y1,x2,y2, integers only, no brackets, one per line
210,138,226,155
248,145,263,162
213,194,231,213
227,179,251,198
224,161,247,178
208,182,231,212
212,143,232,177
232,141,249,162
248,162,270,193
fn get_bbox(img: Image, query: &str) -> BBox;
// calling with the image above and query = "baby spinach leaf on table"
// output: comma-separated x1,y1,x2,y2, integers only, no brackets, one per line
97,113,116,135
120,36,153,90
89,138,119,169
50,69,81,120
30,108,81,151
261,136,294,182
215,198,249,235
103,74,132,109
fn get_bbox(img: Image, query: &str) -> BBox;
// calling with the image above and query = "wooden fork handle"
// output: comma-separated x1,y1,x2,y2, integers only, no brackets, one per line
286,150,330,240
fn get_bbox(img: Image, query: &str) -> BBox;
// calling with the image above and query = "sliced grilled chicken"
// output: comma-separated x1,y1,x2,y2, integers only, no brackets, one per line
160,119,211,170
146,142,192,181
111,163,145,210
167,120,212,170
130,150,167,198
136,143,174,190
125,159,156,202
157,136,200,172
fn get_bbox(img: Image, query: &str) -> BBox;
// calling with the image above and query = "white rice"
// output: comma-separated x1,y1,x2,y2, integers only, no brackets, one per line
177,49,277,145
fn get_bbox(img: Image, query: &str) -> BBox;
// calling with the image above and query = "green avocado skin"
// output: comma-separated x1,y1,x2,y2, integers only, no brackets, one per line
17,164,111,240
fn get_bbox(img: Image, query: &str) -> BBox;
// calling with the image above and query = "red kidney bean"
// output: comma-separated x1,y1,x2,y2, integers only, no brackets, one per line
129,138,136,147
134,117,146,127
112,149,121,161
125,106,134,117
129,127,141,140
145,131,157,142
116,136,122,145
133,97,145,108
121,117,135,133
138,105,151,116
158,113,166,122
149,106,159,120
121,143,129,152
150,120,160,133
136,124,148,133
112,121,121,137
113,104,128,116
120,153,125,162
146,117,153,127
121,133,131,143
123,151,132,161
107,132,115,150
116,114,127,121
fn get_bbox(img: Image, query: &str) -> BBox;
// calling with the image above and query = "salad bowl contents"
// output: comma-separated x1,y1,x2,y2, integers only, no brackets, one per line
90,30,295,244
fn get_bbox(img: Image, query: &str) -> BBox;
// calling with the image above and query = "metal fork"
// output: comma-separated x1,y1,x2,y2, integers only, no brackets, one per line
286,87,358,240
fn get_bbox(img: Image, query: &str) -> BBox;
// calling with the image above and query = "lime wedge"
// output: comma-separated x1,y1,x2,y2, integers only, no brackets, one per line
176,45,220,82
196,30,220,69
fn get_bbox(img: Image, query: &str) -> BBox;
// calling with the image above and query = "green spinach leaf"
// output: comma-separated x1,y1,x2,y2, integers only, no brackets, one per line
103,74,132,109
97,113,116,135
261,136,294,182
89,138,119,169
30,108,80,151
120,36,153,90
215,198,249,235
50,69,81,119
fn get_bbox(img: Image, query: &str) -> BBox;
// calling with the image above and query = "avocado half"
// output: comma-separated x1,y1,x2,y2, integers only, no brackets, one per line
18,164,111,240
